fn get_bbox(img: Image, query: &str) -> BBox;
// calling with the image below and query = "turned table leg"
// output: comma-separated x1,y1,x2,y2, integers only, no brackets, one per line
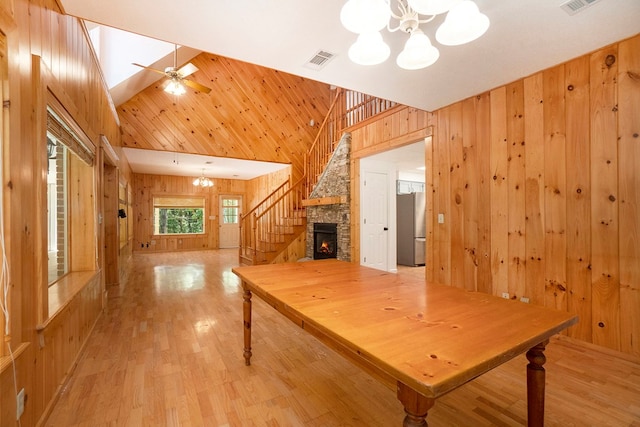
397,382,435,427
526,340,549,427
243,287,252,366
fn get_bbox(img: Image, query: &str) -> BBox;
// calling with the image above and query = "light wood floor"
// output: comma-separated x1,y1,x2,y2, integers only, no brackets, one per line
46,250,640,426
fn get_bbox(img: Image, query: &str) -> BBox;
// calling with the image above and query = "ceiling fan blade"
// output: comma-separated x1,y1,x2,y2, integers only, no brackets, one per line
132,63,167,76
183,78,212,94
176,62,198,78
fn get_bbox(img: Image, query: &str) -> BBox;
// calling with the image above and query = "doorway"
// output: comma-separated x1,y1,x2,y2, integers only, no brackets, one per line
219,195,242,248
359,139,426,273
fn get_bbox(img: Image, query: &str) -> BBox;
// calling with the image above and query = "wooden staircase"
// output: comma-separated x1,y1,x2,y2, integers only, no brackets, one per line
238,88,397,265
239,176,307,265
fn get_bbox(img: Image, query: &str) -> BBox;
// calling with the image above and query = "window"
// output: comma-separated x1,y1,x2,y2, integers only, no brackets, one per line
46,107,96,285
153,196,205,235
222,198,239,224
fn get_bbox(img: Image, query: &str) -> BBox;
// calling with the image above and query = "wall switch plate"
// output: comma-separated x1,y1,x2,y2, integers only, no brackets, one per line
520,297,530,303
438,213,444,224
501,292,509,299
16,388,24,420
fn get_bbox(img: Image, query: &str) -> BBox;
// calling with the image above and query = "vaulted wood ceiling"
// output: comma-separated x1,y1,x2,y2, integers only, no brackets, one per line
118,52,334,178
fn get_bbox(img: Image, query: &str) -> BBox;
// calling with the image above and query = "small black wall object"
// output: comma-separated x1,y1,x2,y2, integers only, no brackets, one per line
118,209,127,218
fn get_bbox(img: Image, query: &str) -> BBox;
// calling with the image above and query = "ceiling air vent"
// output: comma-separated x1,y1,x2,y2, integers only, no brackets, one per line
304,50,336,71
561,0,602,15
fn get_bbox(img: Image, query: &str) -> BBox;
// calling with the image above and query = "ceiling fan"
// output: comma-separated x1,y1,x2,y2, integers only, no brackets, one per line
132,44,212,95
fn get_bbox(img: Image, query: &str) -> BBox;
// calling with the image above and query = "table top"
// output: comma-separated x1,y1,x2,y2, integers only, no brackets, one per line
233,259,578,398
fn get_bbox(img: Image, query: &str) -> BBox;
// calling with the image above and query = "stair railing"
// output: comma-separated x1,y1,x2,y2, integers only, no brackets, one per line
239,178,291,263
304,88,345,198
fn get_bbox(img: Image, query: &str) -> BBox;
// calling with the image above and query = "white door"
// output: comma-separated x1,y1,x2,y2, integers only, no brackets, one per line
361,170,388,271
219,195,242,248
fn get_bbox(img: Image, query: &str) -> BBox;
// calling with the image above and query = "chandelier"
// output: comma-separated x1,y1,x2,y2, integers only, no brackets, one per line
193,169,214,187
340,0,490,70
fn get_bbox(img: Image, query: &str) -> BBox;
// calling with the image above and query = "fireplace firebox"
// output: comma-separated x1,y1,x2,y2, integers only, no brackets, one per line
313,223,337,259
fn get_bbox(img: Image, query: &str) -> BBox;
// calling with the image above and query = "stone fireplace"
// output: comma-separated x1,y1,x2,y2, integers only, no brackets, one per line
305,133,351,261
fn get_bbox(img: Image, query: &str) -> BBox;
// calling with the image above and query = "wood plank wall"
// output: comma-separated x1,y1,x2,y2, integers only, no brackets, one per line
243,166,291,211
0,0,128,425
426,35,639,357
347,35,639,358
132,174,247,252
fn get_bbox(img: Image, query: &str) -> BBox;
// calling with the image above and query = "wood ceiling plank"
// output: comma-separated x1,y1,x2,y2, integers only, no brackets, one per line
118,51,331,180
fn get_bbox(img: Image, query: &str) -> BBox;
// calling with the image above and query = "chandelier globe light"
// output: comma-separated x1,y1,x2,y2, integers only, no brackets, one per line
396,29,439,70
435,0,490,46
348,31,391,65
193,169,214,187
340,0,389,34
340,0,490,70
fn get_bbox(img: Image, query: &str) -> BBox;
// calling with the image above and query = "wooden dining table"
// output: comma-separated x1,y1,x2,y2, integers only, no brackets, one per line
232,259,578,426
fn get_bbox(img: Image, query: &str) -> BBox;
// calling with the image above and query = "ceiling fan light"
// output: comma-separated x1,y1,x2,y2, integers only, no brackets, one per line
348,31,391,66
407,0,462,16
165,79,186,96
340,0,390,34
435,0,490,46
396,29,440,70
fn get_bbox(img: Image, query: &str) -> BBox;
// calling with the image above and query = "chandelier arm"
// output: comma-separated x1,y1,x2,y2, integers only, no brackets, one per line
390,0,409,19
388,8,403,21
417,15,437,24
387,22,404,33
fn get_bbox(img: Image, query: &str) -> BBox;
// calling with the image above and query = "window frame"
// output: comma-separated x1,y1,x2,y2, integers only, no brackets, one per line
152,195,206,236
38,78,100,330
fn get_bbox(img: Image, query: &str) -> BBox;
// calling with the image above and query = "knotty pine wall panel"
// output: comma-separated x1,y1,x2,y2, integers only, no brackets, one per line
617,35,640,357
244,166,292,213
435,106,452,286
449,102,465,291
489,87,508,298
475,93,493,297
118,53,333,181
589,44,621,351
132,173,246,252
350,106,430,159
565,55,592,343
523,73,546,307
506,81,526,301
461,97,479,293
425,34,639,357
542,64,568,312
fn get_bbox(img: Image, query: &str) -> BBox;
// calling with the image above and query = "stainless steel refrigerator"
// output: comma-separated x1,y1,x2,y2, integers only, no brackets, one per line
396,192,426,266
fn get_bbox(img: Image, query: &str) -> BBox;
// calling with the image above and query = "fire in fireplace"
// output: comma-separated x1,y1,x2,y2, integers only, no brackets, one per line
313,223,337,259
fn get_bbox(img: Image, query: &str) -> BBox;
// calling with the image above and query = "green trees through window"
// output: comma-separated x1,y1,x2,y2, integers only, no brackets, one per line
152,196,206,235
155,208,204,234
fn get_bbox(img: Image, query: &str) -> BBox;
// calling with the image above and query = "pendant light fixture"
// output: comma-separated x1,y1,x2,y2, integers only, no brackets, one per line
193,169,214,187
340,0,490,70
